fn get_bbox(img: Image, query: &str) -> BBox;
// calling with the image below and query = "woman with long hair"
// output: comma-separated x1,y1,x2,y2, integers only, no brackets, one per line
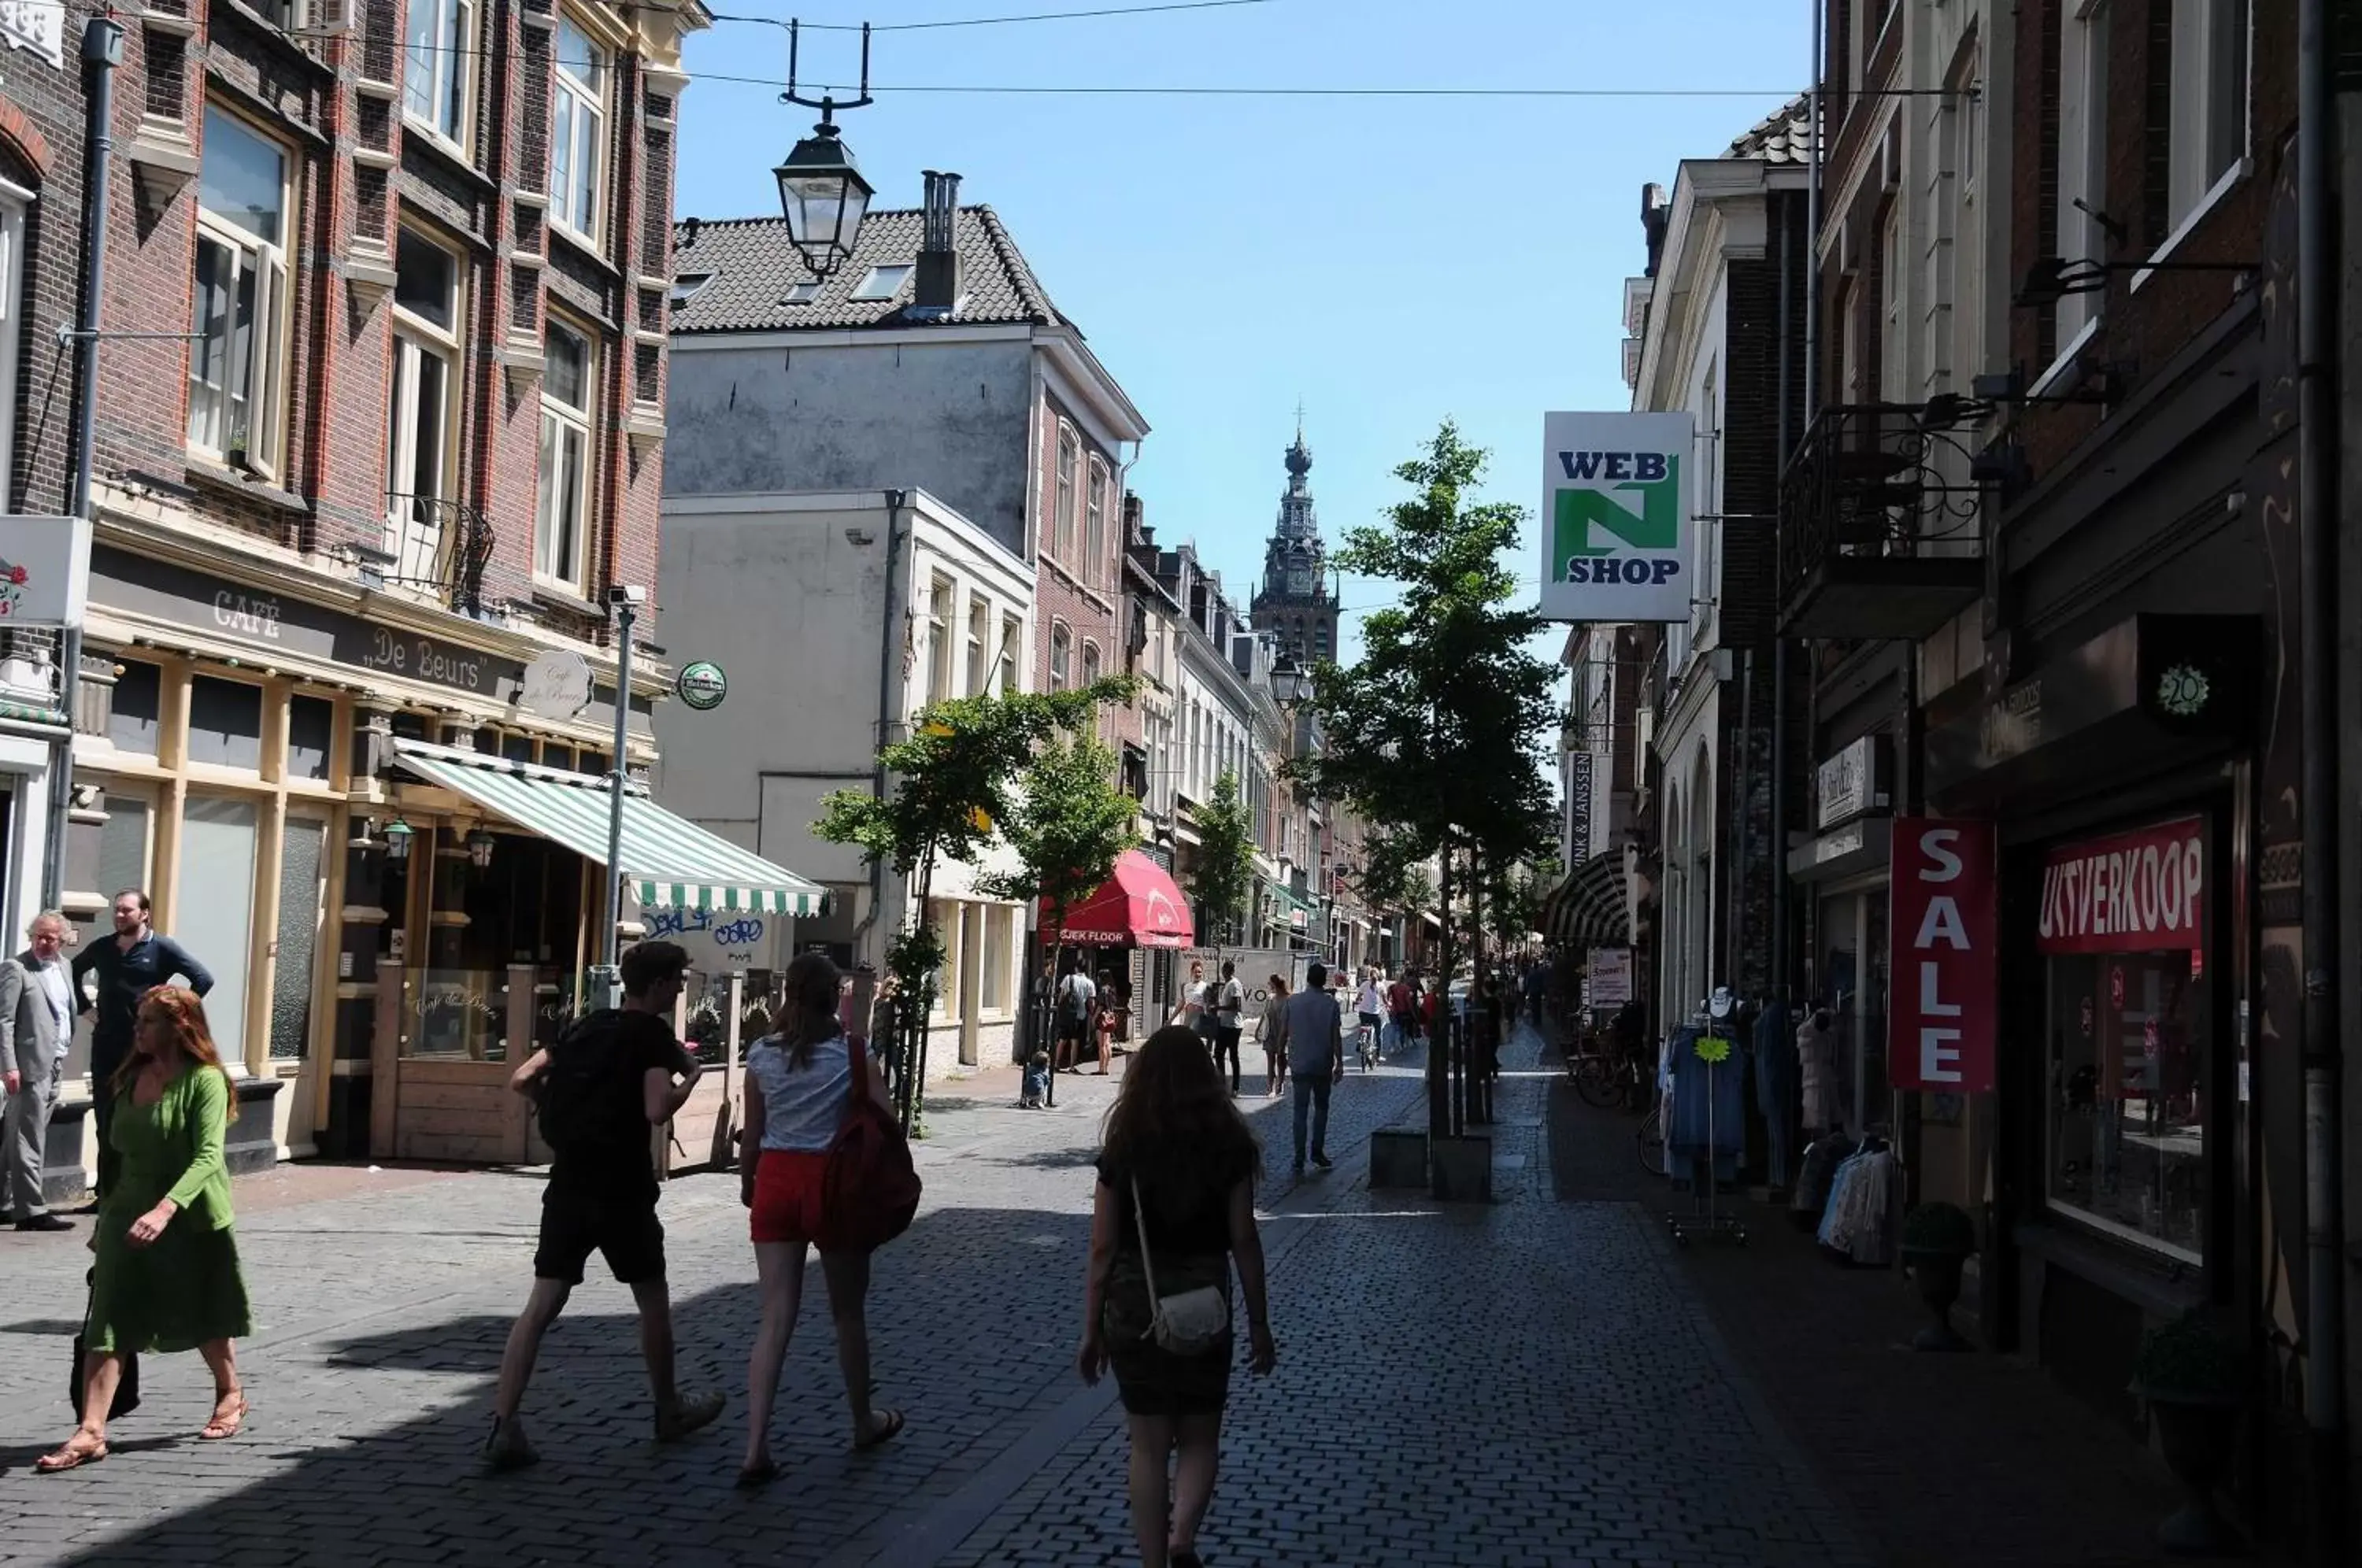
1078,1025,1275,1568
39,987,253,1472
736,950,904,1486
1257,976,1289,1097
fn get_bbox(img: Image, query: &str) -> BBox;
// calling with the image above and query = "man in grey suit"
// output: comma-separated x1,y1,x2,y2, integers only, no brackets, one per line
2,912,76,1231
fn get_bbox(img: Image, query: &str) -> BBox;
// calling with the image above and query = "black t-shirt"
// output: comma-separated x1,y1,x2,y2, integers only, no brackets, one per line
1096,1140,1255,1259
546,1010,689,1204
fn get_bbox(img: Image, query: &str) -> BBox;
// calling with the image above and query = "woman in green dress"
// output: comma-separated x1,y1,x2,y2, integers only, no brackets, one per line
38,986,254,1472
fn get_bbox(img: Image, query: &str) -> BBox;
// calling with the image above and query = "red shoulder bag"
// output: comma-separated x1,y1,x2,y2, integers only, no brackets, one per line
817,1034,923,1253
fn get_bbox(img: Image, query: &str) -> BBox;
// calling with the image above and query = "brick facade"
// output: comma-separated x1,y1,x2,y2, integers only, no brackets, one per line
0,16,91,527
1033,384,1132,746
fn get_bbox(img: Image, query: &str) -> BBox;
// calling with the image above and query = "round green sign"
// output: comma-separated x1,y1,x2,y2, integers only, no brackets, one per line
677,660,728,712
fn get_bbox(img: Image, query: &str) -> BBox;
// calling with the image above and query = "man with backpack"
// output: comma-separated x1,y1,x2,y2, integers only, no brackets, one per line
1054,959,1096,1073
483,940,725,1471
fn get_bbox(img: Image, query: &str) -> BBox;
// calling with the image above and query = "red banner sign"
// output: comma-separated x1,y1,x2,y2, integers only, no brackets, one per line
1889,819,1997,1093
2035,817,2205,955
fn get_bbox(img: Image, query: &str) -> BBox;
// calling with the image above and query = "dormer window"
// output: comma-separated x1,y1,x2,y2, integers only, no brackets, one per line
850,264,912,301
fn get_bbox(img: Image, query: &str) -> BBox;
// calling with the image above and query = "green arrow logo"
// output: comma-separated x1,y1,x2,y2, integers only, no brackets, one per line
1553,454,1682,577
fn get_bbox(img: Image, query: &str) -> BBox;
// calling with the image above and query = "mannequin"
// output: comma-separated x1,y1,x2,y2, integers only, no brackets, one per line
1797,1004,1840,1135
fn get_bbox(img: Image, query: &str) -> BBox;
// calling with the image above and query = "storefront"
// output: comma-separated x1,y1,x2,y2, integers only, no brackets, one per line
1786,731,1896,1138
56,522,823,1176
1923,612,2256,1425
1038,849,1197,1051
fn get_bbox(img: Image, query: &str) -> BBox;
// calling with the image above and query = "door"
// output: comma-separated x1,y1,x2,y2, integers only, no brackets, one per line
176,797,261,1059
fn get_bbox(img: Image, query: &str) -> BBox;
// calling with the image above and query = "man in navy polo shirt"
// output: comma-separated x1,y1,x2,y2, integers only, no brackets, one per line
70,889,213,1199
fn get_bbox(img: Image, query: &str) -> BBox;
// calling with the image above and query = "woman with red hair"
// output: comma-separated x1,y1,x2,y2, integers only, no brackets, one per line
37,986,254,1472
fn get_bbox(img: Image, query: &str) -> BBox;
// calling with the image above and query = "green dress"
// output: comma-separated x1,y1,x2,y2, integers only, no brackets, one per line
85,1065,254,1355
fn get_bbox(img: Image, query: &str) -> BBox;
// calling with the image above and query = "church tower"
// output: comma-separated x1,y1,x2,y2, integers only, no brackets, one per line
1250,422,1341,664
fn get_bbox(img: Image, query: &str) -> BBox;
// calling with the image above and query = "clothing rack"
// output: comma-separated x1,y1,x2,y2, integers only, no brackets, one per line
1668,1011,1747,1248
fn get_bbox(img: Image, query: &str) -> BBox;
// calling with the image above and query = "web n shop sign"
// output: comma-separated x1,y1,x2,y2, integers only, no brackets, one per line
1540,411,1694,623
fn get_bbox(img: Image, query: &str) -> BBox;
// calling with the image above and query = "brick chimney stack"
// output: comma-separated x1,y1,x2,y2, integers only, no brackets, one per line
916,170,962,314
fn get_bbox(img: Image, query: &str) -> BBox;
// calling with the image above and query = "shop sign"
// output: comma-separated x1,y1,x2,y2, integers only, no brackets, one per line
0,516,92,627
1815,735,1889,830
520,649,593,718
1586,947,1634,1006
2035,816,2205,955
676,660,728,711
0,0,63,68
1889,818,1997,1093
1540,411,1695,623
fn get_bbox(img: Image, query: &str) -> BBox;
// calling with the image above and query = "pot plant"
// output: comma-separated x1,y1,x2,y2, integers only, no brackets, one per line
2134,1309,2246,1555
1898,1201,1977,1352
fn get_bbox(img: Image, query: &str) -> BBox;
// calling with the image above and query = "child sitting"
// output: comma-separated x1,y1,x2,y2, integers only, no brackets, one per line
1019,1049,1052,1109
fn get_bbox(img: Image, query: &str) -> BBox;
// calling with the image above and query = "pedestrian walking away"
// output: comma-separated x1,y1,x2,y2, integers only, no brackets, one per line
70,889,213,1203
3,912,77,1230
738,951,908,1488
1255,975,1289,1097
1275,961,1345,1174
482,939,724,1472
1093,971,1124,1074
39,987,253,1473
1353,971,1384,1067
1077,1025,1275,1568
1055,960,1098,1074
1212,961,1246,1095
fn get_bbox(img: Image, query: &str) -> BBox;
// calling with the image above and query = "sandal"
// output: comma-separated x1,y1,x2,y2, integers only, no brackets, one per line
853,1407,905,1452
35,1436,108,1473
734,1459,779,1489
200,1394,248,1440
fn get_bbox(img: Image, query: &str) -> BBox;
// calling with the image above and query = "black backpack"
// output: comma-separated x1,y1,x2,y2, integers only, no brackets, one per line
533,1011,636,1155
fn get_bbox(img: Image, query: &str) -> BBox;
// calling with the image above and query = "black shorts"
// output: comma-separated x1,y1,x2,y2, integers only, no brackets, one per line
1058,1014,1090,1041
535,1186,666,1286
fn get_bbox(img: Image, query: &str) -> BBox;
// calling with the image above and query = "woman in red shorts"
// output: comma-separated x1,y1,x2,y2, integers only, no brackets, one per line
736,951,904,1486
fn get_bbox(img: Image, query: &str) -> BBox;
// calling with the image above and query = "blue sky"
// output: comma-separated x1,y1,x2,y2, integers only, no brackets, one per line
673,0,1810,660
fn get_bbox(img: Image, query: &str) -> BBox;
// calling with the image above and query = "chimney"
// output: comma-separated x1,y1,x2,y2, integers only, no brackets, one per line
916,170,962,314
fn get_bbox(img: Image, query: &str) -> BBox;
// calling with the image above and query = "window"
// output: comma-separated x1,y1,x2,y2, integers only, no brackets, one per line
849,264,911,301
1085,458,1108,582
549,13,607,242
189,105,292,477
981,906,1011,1011
999,614,1021,693
178,797,260,1062
404,0,476,149
0,187,24,510
536,320,595,587
965,597,989,696
1880,206,1905,401
780,280,822,305
187,676,265,769
2054,0,2110,350
667,273,713,305
929,899,960,1015
925,575,953,708
1053,426,1078,563
387,228,462,567
2164,0,2249,231
1049,623,1072,691
1081,641,1101,692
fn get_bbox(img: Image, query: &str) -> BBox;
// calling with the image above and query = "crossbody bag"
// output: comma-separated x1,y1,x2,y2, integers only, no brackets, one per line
1127,1178,1231,1354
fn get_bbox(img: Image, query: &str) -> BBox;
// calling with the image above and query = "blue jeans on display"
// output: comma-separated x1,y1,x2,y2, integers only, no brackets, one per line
1292,1070,1332,1167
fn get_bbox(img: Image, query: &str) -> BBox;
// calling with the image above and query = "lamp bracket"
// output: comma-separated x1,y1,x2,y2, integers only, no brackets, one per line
781,18,875,122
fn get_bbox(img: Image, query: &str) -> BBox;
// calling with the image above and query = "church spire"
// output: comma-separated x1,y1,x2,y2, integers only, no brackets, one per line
1253,413,1341,664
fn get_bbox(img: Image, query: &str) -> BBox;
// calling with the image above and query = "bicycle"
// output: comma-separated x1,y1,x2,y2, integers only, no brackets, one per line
1357,1017,1381,1072
1636,1096,1666,1174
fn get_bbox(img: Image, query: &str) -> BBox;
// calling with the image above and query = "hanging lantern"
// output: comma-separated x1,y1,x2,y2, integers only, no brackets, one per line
466,827,497,869
774,116,874,279
383,818,416,864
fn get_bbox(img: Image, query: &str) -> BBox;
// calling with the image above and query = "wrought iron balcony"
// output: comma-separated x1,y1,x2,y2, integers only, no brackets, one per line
1777,403,1988,641
379,496,496,617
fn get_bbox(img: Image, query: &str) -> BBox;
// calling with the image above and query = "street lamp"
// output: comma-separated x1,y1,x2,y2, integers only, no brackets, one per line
595,582,646,1008
774,20,876,279
466,827,497,870
383,818,415,864
1270,658,1314,707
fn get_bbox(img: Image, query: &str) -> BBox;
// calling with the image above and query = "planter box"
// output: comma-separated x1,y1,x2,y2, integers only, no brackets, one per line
1429,1133,1494,1203
1368,1127,1427,1189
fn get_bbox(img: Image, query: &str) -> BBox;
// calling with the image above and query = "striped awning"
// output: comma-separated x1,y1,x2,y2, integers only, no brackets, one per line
392,740,829,916
1542,849,1631,948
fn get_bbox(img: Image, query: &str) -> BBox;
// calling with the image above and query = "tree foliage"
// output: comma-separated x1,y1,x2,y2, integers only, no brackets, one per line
976,730,1139,934
1185,767,1257,944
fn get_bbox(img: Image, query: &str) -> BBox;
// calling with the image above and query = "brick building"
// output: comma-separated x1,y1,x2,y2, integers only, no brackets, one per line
32,0,746,1191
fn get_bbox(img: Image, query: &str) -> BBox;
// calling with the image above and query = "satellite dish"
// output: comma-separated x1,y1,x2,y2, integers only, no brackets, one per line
520,649,592,719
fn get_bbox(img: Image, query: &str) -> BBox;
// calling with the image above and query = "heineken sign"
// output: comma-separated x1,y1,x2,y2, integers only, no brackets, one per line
1539,411,1695,623
676,661,728,711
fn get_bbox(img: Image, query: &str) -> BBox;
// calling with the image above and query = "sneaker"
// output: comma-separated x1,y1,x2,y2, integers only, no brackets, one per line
654,1389,726,1443
482,1415,539,1473
15,1214,73,1232
1312,1153,1334,1171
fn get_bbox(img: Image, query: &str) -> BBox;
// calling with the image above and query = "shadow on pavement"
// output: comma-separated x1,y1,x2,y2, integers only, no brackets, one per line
36,1204,1099,1568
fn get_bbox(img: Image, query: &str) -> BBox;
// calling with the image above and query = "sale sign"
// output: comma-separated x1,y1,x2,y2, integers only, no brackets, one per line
2035,817,2205,954
1890,819,1998,1093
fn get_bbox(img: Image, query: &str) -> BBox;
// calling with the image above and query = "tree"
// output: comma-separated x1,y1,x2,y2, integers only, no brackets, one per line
976,729,1138,1104
1289,421,1557,1142
1185,767,1257,945
816,676,1134,1133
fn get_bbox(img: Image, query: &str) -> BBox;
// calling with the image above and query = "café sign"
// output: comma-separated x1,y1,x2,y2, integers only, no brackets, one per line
1815,735,1890,830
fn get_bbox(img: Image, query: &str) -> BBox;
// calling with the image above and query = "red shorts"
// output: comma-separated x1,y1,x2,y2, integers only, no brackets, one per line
750,1149,831,1244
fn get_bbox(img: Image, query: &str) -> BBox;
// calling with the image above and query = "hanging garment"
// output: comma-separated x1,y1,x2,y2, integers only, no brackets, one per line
1797,1014,1841,1133
1666,1024,1742,1187
1816,1145,1897,1265
1790,1131,1858,1226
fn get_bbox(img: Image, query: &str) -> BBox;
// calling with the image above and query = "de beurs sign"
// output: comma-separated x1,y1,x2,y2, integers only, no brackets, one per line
93,545,527,702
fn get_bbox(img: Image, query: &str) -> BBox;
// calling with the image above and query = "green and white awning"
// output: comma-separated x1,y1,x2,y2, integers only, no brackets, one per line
392,740,829,916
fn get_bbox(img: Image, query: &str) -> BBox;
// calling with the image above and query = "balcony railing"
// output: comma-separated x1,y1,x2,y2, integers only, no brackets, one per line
1776,403,1988,641
381,496,496,617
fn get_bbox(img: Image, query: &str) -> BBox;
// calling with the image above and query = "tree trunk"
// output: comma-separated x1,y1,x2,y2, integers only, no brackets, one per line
905,852,939,1137
1044,926,1067,1108
1430,841,1454,1141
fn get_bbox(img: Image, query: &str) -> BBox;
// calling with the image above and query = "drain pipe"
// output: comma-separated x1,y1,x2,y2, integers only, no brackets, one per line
2295,0,2344,1557
43,17,123,911
1772,184,1794,1010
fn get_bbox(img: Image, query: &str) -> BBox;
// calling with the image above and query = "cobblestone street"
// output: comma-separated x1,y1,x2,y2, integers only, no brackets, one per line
2,1032,1845,1566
